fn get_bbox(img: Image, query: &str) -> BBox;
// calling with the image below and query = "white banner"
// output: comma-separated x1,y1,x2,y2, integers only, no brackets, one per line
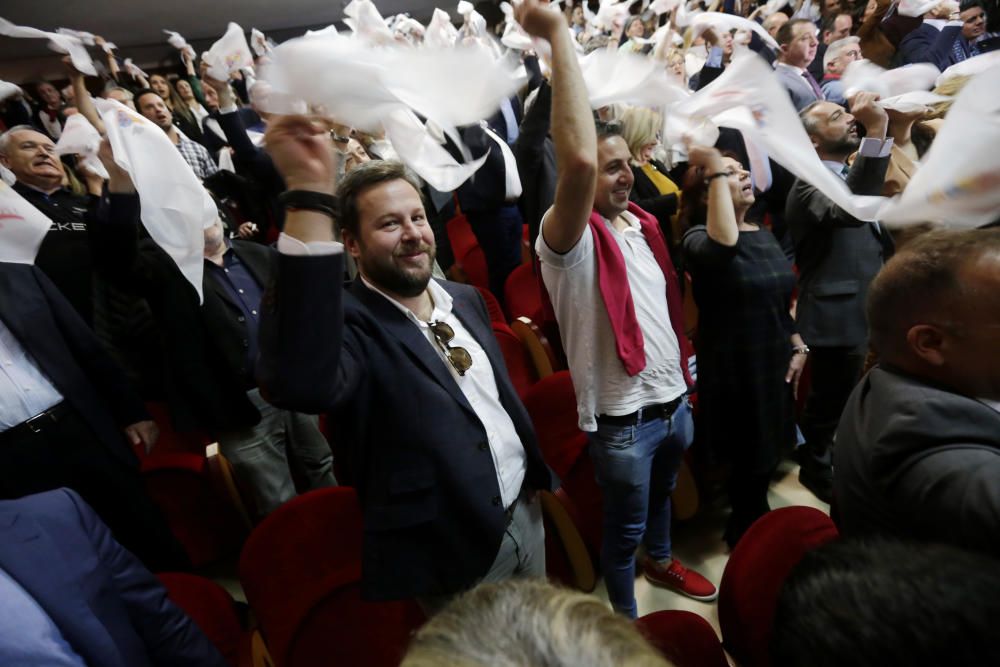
95,98,216,302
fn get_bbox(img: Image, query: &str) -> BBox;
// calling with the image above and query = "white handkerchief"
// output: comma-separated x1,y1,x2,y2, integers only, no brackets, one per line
580,49,691,108
95,98,216,302
203,23,254,81
54,114,108,181
842,60,939,98
0,80,22,102
163,29,197,61
879,90,950,113
878,65,1000,228
250,28,271,57
689,11,780,50
935,49,1000,87
0,181,52,264
382,108,488,192
344,0,396,45
425,8,459,48
897,0,941,17
55,28,95,46
0,18,95,76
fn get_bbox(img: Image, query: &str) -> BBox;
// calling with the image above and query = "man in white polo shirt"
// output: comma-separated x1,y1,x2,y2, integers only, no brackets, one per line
521,0,717,618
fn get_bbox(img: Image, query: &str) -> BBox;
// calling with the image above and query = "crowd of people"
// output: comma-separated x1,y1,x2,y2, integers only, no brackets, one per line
0,0,998,663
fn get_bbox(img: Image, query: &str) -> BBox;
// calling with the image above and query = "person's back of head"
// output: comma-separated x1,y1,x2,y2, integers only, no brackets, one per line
401,579,672,667
866,228,1000,401
772,537,1000,667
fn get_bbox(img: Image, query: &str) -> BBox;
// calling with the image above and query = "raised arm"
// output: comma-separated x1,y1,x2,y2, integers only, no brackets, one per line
516,0,597,254
689,144,739,247
256,115,361,413
64,56,106,135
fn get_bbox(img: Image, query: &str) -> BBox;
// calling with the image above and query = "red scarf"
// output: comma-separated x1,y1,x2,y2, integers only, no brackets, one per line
588,203,694,387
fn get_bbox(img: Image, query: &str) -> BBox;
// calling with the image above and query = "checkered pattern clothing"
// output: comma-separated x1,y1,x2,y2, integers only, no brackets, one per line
681,226,798,474
175,134,219,181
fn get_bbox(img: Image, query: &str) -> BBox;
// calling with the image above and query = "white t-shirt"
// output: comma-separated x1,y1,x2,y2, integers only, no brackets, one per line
536,209,686,431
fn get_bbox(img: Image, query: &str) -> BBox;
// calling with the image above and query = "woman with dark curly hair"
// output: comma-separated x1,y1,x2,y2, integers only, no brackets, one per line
680,145,805,548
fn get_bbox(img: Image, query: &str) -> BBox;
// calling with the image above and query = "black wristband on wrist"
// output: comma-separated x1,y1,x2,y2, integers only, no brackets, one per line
704,171,728,184
278,190,338,218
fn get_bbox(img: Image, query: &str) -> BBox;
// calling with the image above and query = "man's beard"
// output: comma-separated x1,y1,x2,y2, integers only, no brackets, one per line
822,132,861,156
359,242,436,298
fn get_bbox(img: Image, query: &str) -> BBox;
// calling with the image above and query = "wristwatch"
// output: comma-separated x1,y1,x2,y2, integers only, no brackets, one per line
792,345,810,356
278,190,338,218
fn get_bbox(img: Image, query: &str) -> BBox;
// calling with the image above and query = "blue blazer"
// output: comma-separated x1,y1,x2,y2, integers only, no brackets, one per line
258,252,555,601
0,489,226,667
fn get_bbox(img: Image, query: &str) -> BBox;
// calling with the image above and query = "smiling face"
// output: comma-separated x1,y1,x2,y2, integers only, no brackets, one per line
345,178,436,299
35,82,62,108
0,128,64,191
594,135,635,220
626,17,646,38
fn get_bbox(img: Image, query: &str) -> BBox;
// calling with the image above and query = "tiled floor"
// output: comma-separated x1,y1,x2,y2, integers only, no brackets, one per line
594,459,830,637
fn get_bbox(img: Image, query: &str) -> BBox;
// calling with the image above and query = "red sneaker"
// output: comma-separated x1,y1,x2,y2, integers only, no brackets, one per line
642,556,718,602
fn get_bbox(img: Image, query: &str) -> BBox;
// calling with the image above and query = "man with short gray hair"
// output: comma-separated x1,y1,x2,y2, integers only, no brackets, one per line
0,125,99,322
820,37,863,106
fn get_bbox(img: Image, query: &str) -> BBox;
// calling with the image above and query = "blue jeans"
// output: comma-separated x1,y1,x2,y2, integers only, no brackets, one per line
588,398,693,618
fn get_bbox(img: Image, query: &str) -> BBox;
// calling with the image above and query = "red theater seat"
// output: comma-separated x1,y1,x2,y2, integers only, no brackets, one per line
718,506,839,667
493,322,538,398
157,572,246,667
238,487,424,667
476,286,507,325
504,262,544,322
636,610,729,667
142,452,250,568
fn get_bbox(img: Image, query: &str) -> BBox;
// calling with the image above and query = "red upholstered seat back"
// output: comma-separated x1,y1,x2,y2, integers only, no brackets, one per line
521,372,587,480
521,372,604,556
504,261,544,322
157,572,244,667
141,453,248,567
476,286,507,325
636,610,729,667
493,322,538,398
238,487,424,667
445,213,477,260
457,244,490,290
718,506,839,667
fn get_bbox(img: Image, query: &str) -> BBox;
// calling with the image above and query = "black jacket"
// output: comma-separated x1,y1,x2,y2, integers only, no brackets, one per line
258,251,556,600
0,263,148,466
89,193,273,433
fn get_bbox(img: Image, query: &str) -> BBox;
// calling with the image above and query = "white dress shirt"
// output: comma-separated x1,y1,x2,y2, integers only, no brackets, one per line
277,234,527,508
0,319,63,431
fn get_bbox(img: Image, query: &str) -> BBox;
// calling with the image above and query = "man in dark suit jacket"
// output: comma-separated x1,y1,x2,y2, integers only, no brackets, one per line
834,229,1000,557
0,488,226,666
0,262,186,571
787,94,894,502
257,116,554,605
88,159,334,517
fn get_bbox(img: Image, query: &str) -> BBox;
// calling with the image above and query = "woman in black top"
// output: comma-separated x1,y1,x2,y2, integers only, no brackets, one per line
680,146,807,548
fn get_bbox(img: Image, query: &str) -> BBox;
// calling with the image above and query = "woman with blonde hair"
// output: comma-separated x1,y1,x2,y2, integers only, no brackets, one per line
619,105,683,247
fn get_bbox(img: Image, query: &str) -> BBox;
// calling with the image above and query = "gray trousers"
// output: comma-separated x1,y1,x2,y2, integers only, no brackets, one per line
218,388,336,517
419,490,545,615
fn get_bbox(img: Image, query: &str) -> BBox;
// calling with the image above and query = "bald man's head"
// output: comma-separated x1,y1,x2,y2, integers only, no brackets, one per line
867,228,1000,400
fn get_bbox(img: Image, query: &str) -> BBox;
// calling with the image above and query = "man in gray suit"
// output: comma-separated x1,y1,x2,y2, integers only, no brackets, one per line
834,229,1000,557
786,93,895,502
774,19,825,112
